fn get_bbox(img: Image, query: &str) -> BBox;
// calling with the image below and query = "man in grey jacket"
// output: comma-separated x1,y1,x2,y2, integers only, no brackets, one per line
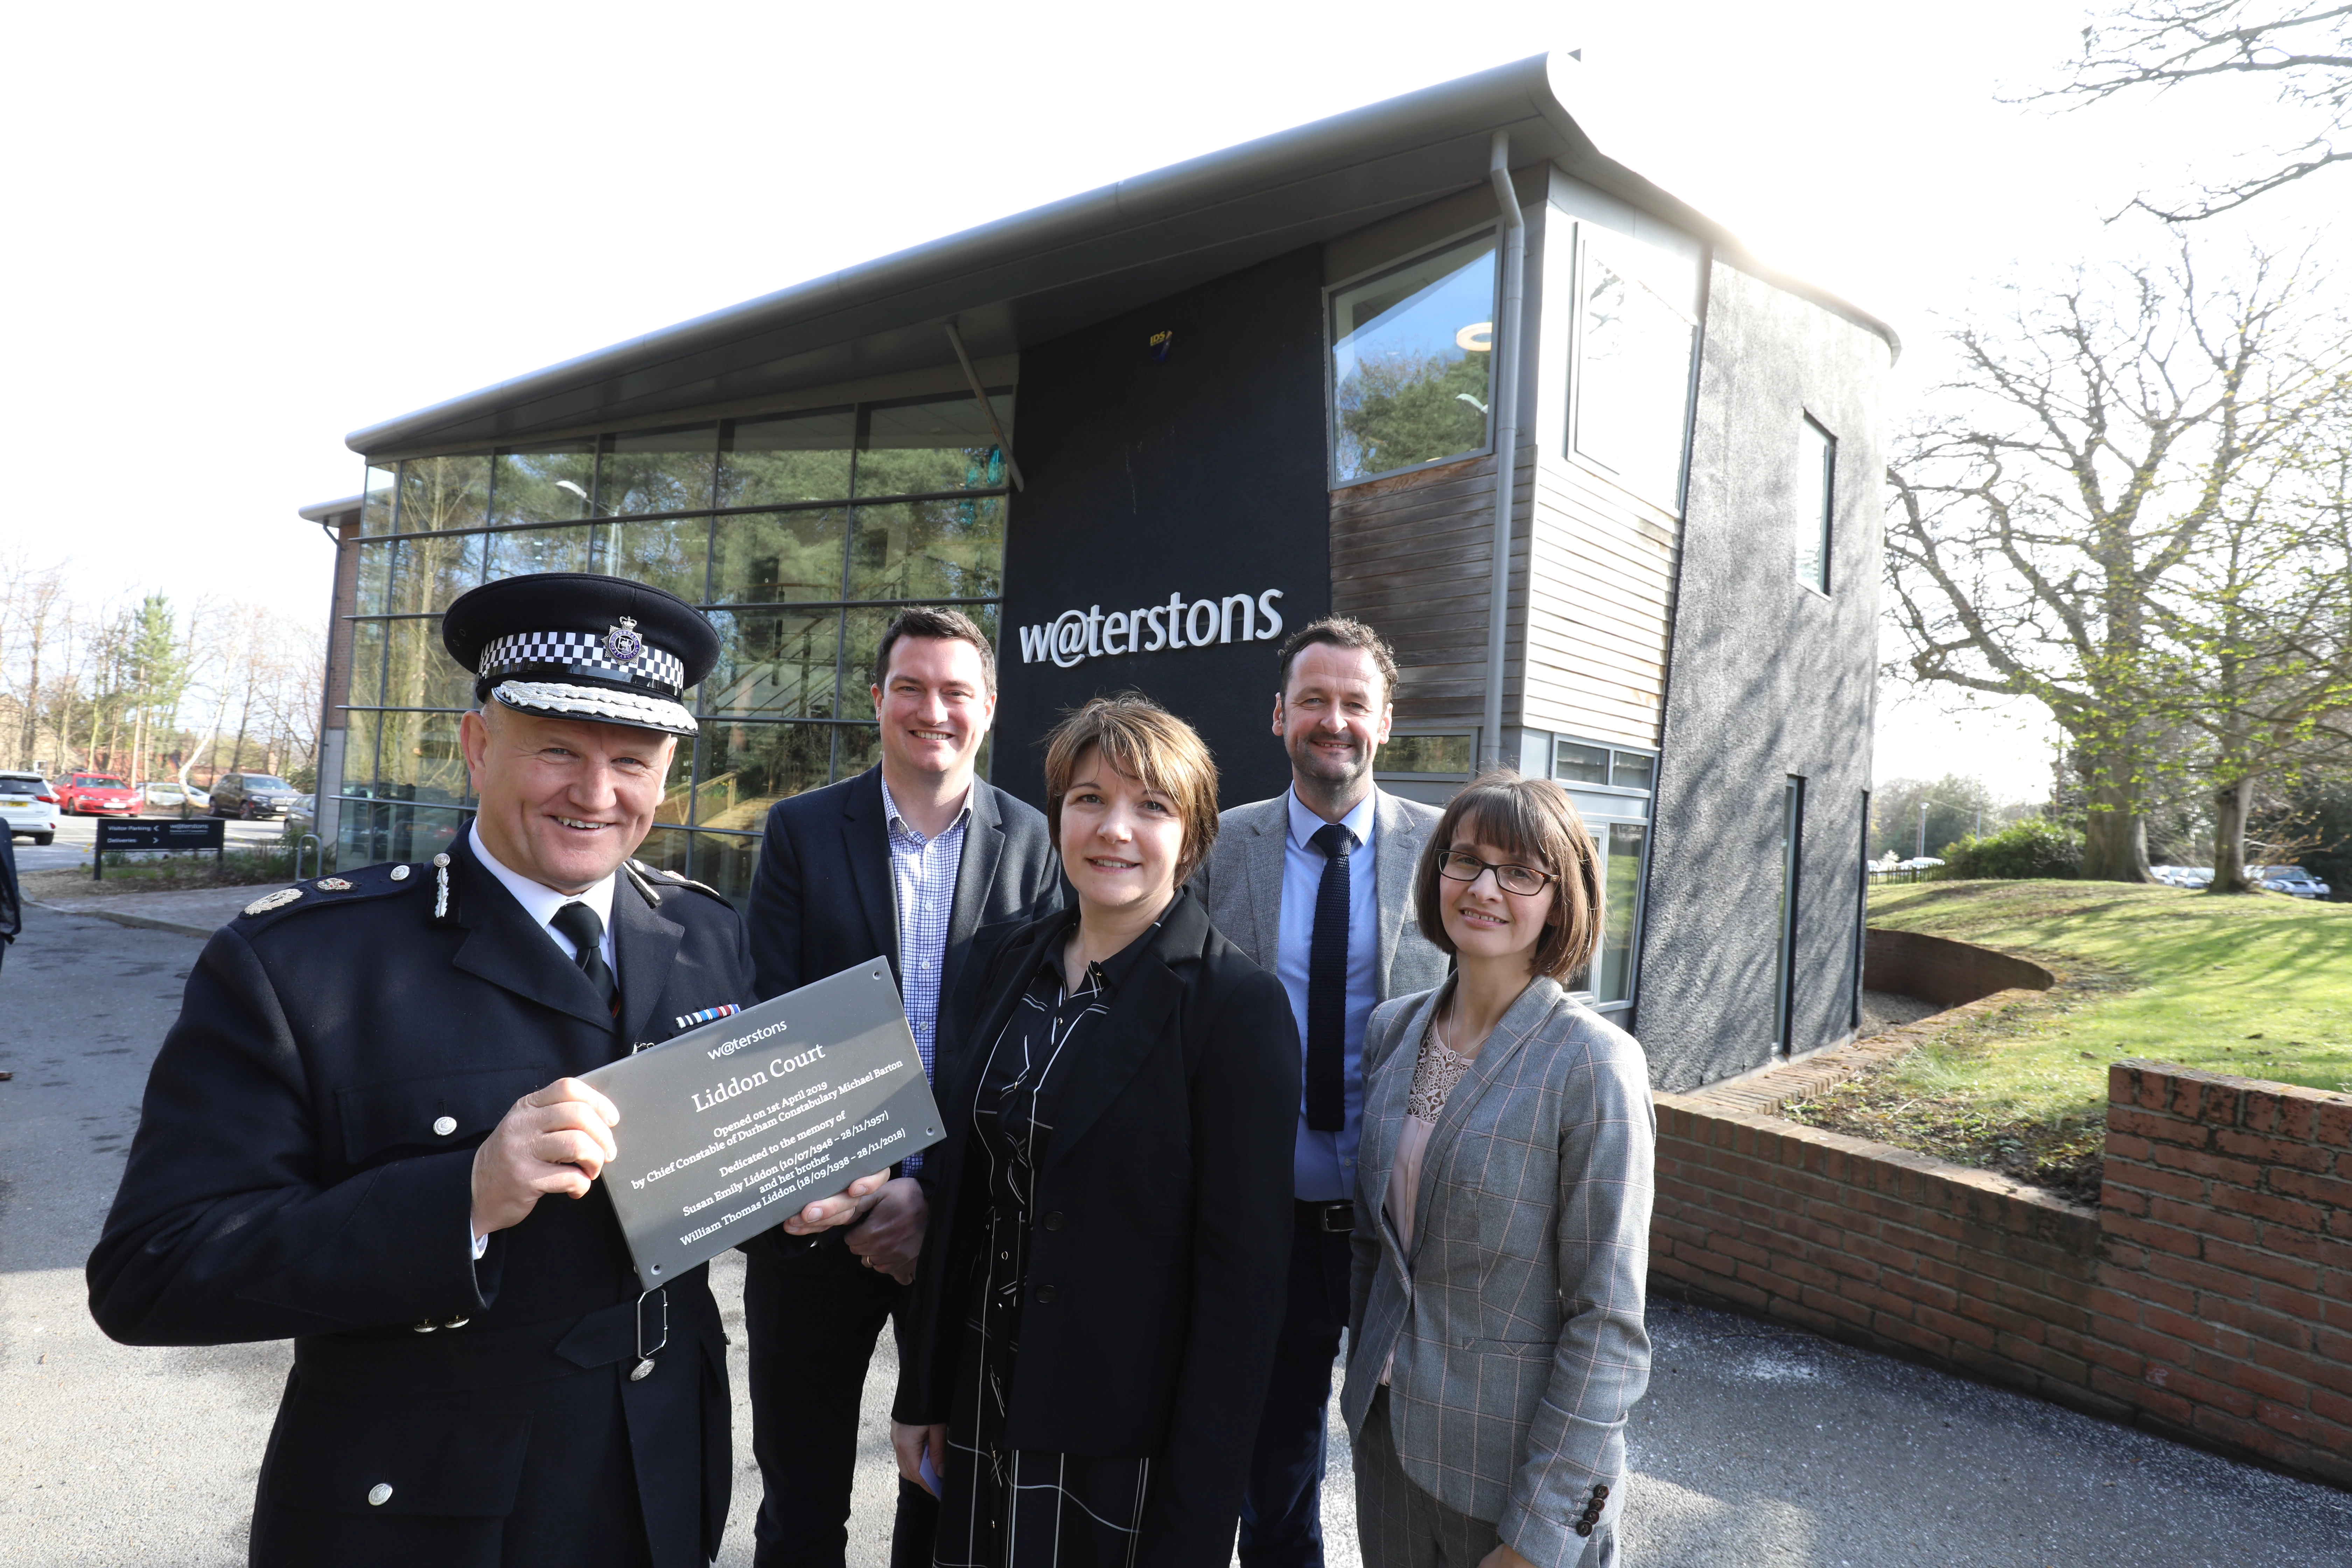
1191,616,1448,1568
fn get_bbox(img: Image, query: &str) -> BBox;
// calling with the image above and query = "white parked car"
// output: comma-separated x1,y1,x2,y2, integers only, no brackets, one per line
0,770,58,845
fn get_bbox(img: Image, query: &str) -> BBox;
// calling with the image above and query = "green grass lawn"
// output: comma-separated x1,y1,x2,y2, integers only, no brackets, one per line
1782,879,2352,1202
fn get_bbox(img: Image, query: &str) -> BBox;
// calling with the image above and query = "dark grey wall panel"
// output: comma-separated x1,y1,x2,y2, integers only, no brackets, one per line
993,247,1334,813
1635,259,1889,1091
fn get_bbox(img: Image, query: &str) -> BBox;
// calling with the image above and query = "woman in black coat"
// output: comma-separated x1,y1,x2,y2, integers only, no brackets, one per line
892,694,1300,1568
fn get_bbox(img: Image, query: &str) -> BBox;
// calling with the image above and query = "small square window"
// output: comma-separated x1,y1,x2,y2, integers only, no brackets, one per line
1796,415,1834,593
1610,751,1655,791
1554,741,1609,785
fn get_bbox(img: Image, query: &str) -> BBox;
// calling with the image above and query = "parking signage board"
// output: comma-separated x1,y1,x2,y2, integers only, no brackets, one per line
96,819,225,852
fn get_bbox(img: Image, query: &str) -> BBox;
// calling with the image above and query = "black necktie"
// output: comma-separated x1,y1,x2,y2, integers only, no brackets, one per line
551,901,618,1015
1307,822,1355,1133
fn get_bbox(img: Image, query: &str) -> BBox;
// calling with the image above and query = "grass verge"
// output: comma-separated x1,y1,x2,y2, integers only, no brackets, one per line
1781,879,2352,1205
22,840,317,898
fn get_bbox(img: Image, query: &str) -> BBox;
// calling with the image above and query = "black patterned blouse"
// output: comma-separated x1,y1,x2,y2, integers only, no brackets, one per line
932,911,1165,1568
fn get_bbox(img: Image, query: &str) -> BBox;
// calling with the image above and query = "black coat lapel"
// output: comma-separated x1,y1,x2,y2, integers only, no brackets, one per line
611,871,686,1046
937,784,1005,1052
446,835,615,1031
842,768,899,976
1038,894,1209,1179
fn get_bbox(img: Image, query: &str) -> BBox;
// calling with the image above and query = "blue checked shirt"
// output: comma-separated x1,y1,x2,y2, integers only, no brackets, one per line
880,776,972,1177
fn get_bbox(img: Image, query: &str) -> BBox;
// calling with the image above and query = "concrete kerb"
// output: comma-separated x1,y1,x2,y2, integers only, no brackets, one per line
24,899,215,940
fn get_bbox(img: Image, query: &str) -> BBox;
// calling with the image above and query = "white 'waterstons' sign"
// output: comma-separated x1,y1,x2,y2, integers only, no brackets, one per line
1018,588,1286,669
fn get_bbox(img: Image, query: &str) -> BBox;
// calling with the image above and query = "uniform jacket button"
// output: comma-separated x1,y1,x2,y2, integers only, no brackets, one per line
1043,1211,1066,1231
367,1483,393,1506
432,1116,457,1137
1035,1285,1056,1304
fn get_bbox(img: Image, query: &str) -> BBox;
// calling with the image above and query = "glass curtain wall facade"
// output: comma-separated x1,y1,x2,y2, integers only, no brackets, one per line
338,393,1012,903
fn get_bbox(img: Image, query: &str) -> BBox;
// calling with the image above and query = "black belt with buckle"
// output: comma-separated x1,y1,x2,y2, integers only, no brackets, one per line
1296,1199,1354,1233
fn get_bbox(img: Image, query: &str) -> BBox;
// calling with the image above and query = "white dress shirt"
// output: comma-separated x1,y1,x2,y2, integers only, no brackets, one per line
468,822,617,974
463,824,620,1261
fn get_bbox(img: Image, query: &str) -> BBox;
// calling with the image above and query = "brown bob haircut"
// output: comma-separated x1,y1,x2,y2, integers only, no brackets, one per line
1413,769,1605,981
873,606,997,694
1040,693,1222,886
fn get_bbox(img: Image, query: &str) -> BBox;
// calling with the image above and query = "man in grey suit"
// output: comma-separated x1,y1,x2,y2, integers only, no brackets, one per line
1191,616,1448,1568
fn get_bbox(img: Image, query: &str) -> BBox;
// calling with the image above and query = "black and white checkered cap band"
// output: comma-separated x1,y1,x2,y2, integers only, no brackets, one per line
479,630,686,695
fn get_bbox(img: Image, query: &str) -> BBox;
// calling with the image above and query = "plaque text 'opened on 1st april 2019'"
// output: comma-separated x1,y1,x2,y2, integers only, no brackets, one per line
583,962,945,1292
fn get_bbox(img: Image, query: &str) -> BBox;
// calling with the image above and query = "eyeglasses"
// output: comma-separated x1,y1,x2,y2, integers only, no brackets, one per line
1436,850,1555,897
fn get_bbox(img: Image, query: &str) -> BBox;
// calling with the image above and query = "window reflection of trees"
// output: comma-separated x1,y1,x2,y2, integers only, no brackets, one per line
702,609,843,720
341,396,1009,893
1334,352,1491,481
1329,236,1497,483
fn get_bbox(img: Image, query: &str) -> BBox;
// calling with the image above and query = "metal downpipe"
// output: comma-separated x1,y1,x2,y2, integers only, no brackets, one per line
1480,131,1527,771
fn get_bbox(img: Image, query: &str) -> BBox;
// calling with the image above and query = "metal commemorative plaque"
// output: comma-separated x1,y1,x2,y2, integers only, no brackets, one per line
583,962,944,1293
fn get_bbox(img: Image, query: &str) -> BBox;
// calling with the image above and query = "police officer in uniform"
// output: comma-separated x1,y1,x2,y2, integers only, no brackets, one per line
88,573,883,1568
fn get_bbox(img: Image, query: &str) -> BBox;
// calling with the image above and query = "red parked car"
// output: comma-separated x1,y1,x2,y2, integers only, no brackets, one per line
56,772,141,816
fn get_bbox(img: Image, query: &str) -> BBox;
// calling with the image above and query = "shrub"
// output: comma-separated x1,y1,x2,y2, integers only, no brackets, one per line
1941,819,2083,880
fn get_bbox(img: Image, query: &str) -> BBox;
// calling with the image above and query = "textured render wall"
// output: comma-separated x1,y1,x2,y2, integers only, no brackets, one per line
1636,260,1892,1089
1651,1061,2352,1487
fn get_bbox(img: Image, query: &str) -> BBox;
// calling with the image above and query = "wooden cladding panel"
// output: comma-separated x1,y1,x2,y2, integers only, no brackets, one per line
1521,456,1680,749
1329,444,1680,749
1331,450,1531,727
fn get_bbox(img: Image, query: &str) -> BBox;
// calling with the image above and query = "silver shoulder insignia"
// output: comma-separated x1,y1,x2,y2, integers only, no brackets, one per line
390,865,412,881
243,888,305,917
315,877,354,891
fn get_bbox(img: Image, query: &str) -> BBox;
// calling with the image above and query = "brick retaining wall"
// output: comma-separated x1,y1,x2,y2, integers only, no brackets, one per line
1652,1060,2352,1487
1862,926,2054,1007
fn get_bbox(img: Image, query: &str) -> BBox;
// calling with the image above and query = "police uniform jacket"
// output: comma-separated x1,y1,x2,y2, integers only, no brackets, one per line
86,829,753,1568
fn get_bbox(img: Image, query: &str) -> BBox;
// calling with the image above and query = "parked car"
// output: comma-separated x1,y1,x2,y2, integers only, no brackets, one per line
56,772,141,816
285,794,318,833
2261,866,2331,899
139,780,204,820
209,772,304,820
0,771,59,845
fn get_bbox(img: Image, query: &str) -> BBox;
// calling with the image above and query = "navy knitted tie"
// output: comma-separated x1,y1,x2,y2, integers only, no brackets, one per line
551,901,619,1016
1307,822,1355,1133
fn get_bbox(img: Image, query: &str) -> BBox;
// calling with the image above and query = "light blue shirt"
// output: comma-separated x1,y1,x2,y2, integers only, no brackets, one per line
1276,787,1380,1202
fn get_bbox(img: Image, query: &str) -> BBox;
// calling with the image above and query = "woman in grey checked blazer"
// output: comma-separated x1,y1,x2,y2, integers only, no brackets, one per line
1344,771,1654,1568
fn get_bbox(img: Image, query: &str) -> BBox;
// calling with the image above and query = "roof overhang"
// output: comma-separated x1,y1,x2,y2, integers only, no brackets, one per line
348,52,1897,460
298,494,364,522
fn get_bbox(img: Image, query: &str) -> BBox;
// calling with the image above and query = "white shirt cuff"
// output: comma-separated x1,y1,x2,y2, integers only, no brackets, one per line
470,1226,489,1261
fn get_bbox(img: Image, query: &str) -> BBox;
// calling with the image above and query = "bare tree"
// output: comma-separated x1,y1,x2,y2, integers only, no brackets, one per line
1885,243,2352,880
2046,2,2352,220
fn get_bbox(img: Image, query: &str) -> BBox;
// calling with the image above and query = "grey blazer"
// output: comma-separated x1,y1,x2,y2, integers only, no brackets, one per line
1189,788,1448,998
1344,977,1654,1568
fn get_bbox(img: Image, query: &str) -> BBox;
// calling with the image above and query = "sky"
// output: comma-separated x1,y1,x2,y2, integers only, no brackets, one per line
4,0,2339,802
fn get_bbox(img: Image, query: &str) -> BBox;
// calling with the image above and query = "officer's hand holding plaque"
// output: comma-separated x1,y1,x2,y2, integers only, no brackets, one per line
584,962,946,1291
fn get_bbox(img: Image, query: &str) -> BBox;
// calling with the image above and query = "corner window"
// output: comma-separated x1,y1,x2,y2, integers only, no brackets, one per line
1795,415,1834,592
1570,235,1698,510
1329,232,1499,485
1554,737,1657,1010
